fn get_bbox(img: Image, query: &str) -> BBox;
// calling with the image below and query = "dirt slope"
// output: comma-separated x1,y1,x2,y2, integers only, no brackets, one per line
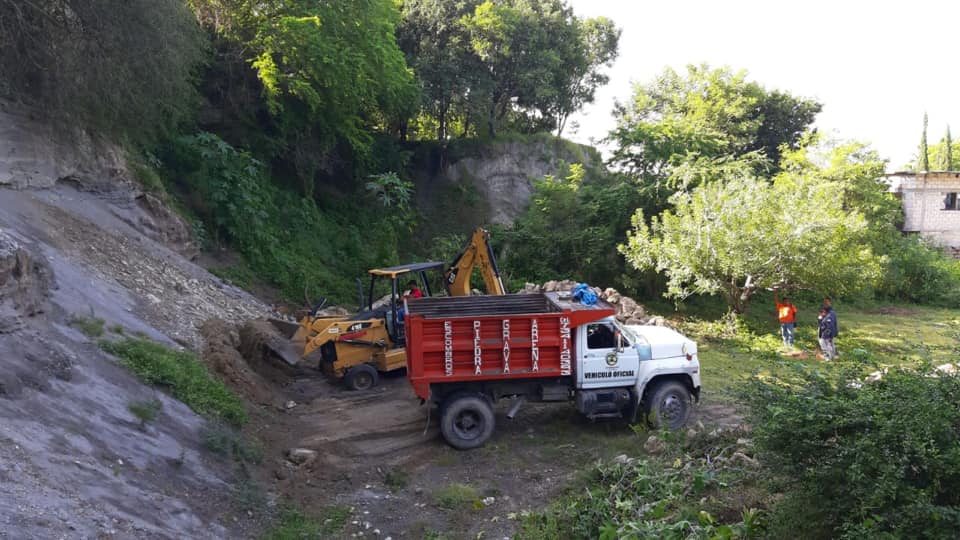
0,182,272,538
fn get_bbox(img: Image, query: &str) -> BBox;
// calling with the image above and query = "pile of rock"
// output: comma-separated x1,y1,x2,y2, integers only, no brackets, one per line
518,280,670,327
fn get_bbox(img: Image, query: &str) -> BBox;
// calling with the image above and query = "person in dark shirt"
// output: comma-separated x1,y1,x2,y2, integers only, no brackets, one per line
818,307,838,360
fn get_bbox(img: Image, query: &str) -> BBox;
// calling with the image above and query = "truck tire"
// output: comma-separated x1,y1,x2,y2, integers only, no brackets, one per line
645,381,692,430
440,394,495,450
345,364,378,391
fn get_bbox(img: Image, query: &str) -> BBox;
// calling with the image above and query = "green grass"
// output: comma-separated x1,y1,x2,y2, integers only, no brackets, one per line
261,505,350,540
100,338,248,426
69,313,105,337
433,483,479,511
676,300,960,398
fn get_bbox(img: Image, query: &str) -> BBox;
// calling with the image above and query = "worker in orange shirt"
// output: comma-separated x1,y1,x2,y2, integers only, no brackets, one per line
774,290,797,348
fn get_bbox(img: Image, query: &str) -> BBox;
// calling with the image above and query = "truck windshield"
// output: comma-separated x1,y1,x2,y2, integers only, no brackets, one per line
614,321,646,346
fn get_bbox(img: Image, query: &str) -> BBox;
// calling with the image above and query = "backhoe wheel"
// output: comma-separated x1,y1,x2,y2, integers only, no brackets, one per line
345,364,378,391
644,381,692,430
440,394,495,450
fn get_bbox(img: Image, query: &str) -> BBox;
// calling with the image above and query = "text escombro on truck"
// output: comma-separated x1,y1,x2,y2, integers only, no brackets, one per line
404,292,701,449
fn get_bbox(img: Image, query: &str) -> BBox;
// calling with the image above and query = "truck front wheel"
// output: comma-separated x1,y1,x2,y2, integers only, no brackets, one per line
645,381,692,430
440,395,495,450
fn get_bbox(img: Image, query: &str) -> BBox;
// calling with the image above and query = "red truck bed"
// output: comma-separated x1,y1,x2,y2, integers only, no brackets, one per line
404,293,615,400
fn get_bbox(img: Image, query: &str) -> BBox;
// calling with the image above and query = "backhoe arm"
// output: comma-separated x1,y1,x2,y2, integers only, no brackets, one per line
444,228,506,296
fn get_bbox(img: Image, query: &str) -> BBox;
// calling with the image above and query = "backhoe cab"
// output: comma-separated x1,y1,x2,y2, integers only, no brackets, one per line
271,262,446,391
444,228,506,296
266,228,508,391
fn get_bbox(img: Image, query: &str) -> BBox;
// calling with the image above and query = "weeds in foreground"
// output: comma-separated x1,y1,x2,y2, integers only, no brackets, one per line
434,483,479,511
261,505,350,540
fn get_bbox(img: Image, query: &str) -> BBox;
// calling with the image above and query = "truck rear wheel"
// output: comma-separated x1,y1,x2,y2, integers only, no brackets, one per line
345,364,378,391
645,381,692,430
440,394,495,450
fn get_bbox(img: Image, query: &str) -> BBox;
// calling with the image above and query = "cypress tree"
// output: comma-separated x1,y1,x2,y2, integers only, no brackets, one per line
920,113,930,171
946,126,953,171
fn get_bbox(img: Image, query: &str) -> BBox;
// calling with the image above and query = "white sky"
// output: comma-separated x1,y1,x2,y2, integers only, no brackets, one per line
566,0,960,170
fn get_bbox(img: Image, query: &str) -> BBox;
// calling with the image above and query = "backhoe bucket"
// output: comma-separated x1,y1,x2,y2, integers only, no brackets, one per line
265,318,305,366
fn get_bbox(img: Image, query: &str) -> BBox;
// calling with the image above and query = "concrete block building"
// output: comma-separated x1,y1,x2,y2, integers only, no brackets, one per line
886,171,960,256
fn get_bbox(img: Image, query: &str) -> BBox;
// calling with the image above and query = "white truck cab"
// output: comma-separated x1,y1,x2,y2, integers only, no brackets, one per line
573,316,700,428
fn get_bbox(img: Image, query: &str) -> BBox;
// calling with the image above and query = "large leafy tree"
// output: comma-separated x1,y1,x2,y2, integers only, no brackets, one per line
396,0,483,142
459,0,619,137
620,156,879,313
188,0,416,191
608,65,821,201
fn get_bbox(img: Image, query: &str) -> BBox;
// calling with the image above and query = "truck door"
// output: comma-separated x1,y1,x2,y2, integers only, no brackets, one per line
577,320,641,389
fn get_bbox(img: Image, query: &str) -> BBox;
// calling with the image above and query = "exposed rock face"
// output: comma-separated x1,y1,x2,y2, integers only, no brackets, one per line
416,138,599,227
0,230,52,332
0,103,129,191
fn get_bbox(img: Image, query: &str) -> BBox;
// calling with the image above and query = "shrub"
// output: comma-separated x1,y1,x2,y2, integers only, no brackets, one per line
202,423,263,464
100,338,247,426
878,235,960,306
128,398,162,428
69,313,105,337
744,364,960,539
434,483,479,511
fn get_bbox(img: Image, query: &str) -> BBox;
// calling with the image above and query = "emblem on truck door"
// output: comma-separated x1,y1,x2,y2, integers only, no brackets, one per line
605,352,618,367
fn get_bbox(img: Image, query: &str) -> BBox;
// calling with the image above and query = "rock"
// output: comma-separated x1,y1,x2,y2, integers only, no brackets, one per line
736,438,753,447
602,287,620,302
731,451,760,468
284,400,297,410
686,429,698,440
482,496,495,506
543,280,559,292
643,435,666,454
612,454,633,465
145,293,161,304
286,448,318,465
619,296,638,315
935,363,957,375
624,317,644,325
274,468,289,480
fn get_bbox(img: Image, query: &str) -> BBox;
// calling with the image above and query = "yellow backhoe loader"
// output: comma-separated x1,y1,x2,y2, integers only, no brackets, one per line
444,227,506,296
267,228,506,390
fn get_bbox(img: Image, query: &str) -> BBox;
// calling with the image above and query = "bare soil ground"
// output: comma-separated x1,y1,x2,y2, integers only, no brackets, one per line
218,328,743,539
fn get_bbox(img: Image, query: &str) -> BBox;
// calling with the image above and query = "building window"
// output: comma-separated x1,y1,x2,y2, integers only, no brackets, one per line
945,192,958,210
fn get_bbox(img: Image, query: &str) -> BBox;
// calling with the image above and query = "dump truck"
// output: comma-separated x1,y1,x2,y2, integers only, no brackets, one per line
404,293,701,449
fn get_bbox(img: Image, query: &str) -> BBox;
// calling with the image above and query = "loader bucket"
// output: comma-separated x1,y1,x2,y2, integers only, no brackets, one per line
261,318,305,366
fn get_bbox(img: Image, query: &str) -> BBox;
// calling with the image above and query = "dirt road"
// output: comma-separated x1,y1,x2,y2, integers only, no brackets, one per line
235,355,741,539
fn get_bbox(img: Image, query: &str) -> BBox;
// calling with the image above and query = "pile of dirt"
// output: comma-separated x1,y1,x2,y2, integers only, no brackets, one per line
199,318,278,406
519,279,671,327
0,229,52,332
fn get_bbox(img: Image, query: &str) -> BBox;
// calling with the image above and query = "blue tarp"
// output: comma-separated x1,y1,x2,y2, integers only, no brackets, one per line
572,283,598,305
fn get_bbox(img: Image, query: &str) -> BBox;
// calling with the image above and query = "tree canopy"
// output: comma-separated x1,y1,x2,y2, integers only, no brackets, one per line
607,65,821,203
400,0,620,141
620,147,881,313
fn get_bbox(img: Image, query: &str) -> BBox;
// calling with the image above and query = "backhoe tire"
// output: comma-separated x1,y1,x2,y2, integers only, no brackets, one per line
345,364,378,391
644,381,692,430
440,394,495,450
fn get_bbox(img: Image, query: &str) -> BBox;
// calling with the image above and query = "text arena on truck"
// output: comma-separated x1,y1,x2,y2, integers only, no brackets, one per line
403,293,701,449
